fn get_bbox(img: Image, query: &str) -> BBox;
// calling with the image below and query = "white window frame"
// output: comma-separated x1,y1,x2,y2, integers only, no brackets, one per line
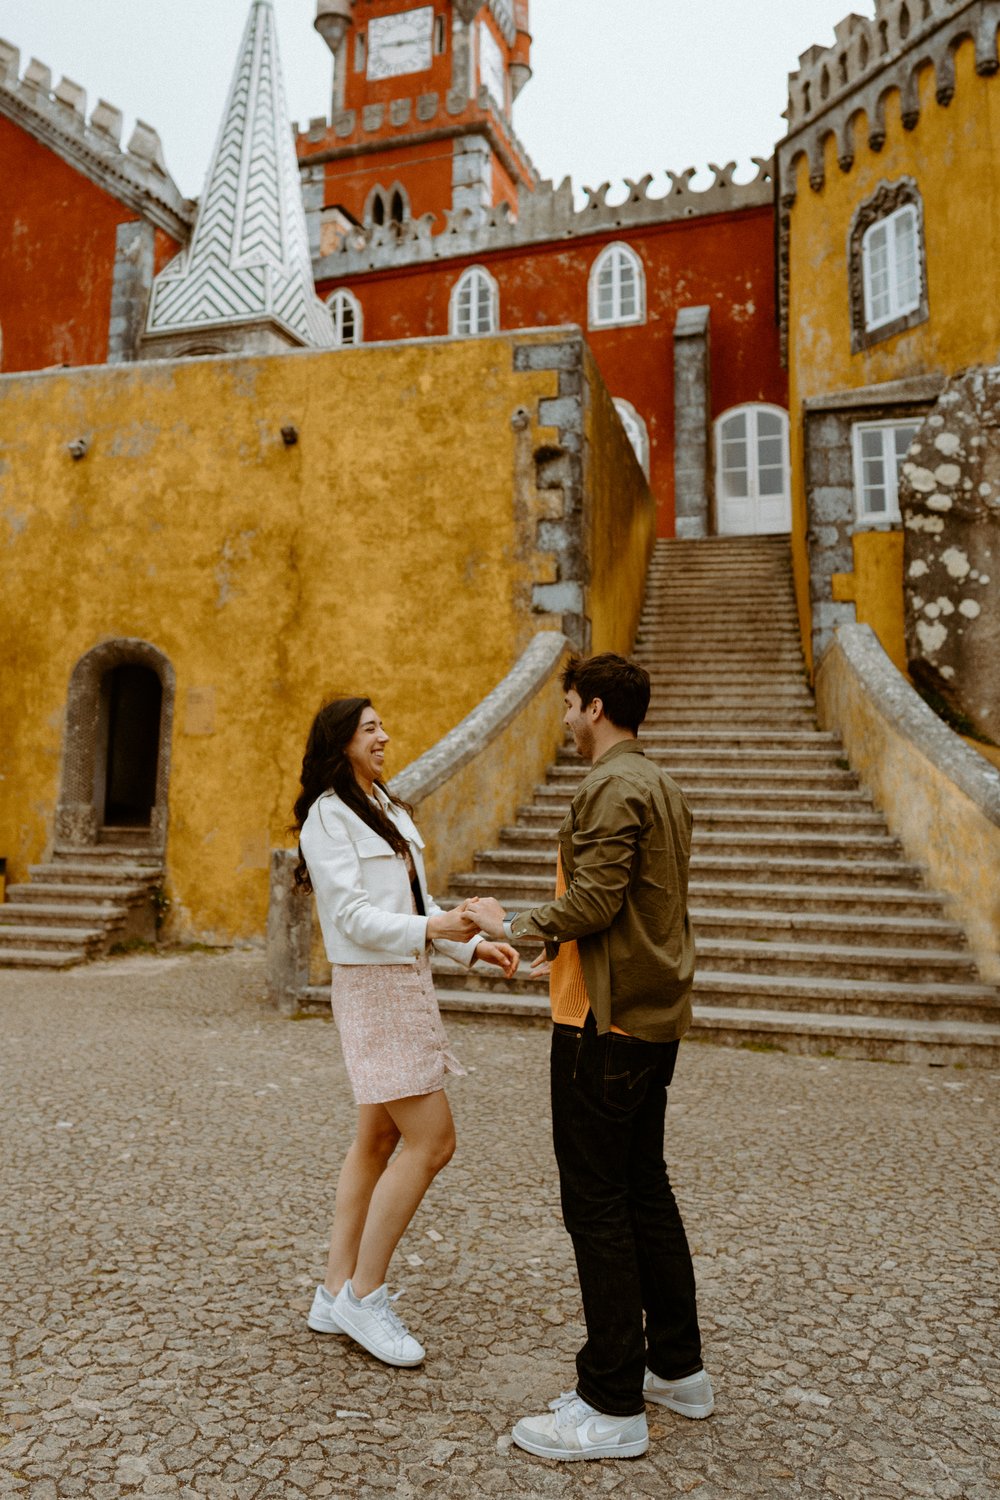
327,289,363,348
588,242,646,329
714,403,791,535
449,266,499,337
612,399,650,478
851,418,921,525
861,204,920,332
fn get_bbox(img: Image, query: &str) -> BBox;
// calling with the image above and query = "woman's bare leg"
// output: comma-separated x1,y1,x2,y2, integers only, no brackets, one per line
350,1090,456,1297
324,1103,400,1295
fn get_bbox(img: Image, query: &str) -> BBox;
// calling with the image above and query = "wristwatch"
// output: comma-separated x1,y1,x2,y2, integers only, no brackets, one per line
502,911,520,940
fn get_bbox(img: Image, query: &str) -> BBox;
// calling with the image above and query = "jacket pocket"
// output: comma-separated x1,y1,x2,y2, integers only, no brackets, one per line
355,834,396,861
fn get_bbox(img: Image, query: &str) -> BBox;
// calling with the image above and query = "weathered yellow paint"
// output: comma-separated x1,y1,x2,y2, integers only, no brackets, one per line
787,40,1000,671
1,333,649,943
831,531,907,672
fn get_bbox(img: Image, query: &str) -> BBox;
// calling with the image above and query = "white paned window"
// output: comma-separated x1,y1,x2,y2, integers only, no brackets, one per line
715,404,791,535
862,205,920,331
589,243,645,328
327,289,362,348
852,420,920,523
450,266,499,336
613,399,650,478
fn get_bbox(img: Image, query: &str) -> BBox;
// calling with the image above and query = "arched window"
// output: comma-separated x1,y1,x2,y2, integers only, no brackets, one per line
589,243,646,328
613,399,650,478
862,204,920,330
365,183,410,231
715,404,791,535
450,266,499,337
327,289,363,348
848,179,927,352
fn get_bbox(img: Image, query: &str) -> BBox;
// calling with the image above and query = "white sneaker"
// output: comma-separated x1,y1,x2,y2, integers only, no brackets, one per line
512,1390,649,1462
306,1284,345,1335
643,1366,715,1418
332,1280,425,1368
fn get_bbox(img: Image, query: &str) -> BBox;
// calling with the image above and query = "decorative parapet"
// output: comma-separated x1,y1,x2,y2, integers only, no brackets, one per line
312,157,774,279
815,622,1000,981
779,0,1000,196
0,37,194,241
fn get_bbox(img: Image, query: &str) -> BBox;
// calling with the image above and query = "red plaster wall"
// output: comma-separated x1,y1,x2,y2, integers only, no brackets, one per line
0,117,175,373
317,204,785,534
322,138,456,225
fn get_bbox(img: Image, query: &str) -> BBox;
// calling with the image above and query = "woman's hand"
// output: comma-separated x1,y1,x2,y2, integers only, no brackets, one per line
426,903,480,942
474,941,521,977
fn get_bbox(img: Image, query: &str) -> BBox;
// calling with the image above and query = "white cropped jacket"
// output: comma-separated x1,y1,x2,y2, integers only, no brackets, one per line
299,788,482,968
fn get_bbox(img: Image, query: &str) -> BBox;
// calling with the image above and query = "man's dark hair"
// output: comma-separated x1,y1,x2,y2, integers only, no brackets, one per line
561,653,651,734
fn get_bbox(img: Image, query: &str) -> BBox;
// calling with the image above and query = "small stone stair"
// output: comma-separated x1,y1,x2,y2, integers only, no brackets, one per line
0,843,163,969
433,536,1000,1066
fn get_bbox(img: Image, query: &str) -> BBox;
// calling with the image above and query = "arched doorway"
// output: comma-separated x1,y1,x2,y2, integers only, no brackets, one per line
56,640,176,851
714,404,791,535
98,665,163,828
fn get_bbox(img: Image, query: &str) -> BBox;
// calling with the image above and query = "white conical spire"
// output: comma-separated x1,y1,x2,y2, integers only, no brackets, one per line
146,0,333,349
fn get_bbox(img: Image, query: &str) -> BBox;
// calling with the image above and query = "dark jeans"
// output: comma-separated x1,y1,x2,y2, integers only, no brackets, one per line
550,1011,703,1417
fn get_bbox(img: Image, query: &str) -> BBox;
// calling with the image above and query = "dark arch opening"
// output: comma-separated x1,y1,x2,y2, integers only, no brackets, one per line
391,190,406,224
99,665,163,828
372,193,385,226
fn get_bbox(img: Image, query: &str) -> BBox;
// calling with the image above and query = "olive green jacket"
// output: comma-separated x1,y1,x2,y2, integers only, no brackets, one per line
510,739,695,1043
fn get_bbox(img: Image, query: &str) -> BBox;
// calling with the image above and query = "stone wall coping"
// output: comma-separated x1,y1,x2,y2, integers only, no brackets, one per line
822,623,1000,826
390,630,569,806
674,305,711,337
803,373,946,412
0,36,194,241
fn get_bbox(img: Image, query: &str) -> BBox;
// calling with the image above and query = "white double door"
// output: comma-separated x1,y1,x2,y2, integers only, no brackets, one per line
716,404,791,535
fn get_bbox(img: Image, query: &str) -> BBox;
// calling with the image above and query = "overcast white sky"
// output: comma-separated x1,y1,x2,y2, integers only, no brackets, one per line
0,1,874,200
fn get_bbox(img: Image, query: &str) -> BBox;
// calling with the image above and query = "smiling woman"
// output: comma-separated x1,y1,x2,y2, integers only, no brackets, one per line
288,693,519,1370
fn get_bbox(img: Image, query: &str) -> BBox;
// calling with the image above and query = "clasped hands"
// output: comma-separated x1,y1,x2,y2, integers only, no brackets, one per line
426,897,519,978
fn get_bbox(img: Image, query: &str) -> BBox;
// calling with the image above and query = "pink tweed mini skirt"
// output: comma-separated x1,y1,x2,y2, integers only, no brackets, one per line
329,951,466,1106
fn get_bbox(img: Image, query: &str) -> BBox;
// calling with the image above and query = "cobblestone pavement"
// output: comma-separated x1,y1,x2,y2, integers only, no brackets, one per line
1,952,998,1500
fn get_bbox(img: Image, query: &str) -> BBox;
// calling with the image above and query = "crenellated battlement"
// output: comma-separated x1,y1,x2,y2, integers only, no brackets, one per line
0,37,194,240
311,157,774,279
295,81,538,186
781,0,1000,191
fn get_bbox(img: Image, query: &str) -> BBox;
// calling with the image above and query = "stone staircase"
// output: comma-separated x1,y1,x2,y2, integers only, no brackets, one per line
0,840,162,969
433,535,1000,1066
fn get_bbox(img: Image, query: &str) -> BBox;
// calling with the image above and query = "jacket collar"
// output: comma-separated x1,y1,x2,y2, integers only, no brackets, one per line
588,738,645,770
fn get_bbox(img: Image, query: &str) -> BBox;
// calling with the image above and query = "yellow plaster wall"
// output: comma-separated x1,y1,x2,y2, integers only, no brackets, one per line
787,40,1000,670
585,350,658,656
0,337,570,942
831,530,906,672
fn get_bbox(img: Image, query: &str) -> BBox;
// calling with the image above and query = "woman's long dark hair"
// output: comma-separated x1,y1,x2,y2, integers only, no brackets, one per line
292,696,412,891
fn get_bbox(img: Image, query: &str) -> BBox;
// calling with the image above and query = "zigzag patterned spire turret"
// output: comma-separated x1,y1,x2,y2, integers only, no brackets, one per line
147,0,333,349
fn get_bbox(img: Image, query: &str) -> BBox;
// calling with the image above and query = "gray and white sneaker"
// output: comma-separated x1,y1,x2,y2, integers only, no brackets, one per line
306,1284,345,1335
512,1390,649,1462
332,1280,425,1367
643,1366,715,1418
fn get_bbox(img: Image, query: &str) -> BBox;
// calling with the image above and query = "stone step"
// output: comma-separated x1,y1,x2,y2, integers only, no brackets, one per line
499,809,888,844
7,881,151,905
0,901,123,927
557,746,851,770
694,938,979,985
450,854,926,897
431,963,996,1025
543,767,859,791
475,832,902,871
0,924,105,953
523,786,873,813
0,946,84,970
685,907,966,950
26,862,159,888
54,844,162,866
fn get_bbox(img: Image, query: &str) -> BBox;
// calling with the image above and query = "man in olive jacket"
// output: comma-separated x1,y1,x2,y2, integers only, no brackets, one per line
470,653,713,1463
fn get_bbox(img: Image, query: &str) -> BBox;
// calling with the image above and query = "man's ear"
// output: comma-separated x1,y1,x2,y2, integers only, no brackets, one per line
589,696,604,721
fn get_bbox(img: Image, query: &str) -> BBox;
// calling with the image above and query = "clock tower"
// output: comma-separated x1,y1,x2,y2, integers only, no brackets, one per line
300,1,535,253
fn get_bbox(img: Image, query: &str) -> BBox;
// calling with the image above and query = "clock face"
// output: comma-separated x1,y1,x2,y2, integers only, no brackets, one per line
367,6,434,82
